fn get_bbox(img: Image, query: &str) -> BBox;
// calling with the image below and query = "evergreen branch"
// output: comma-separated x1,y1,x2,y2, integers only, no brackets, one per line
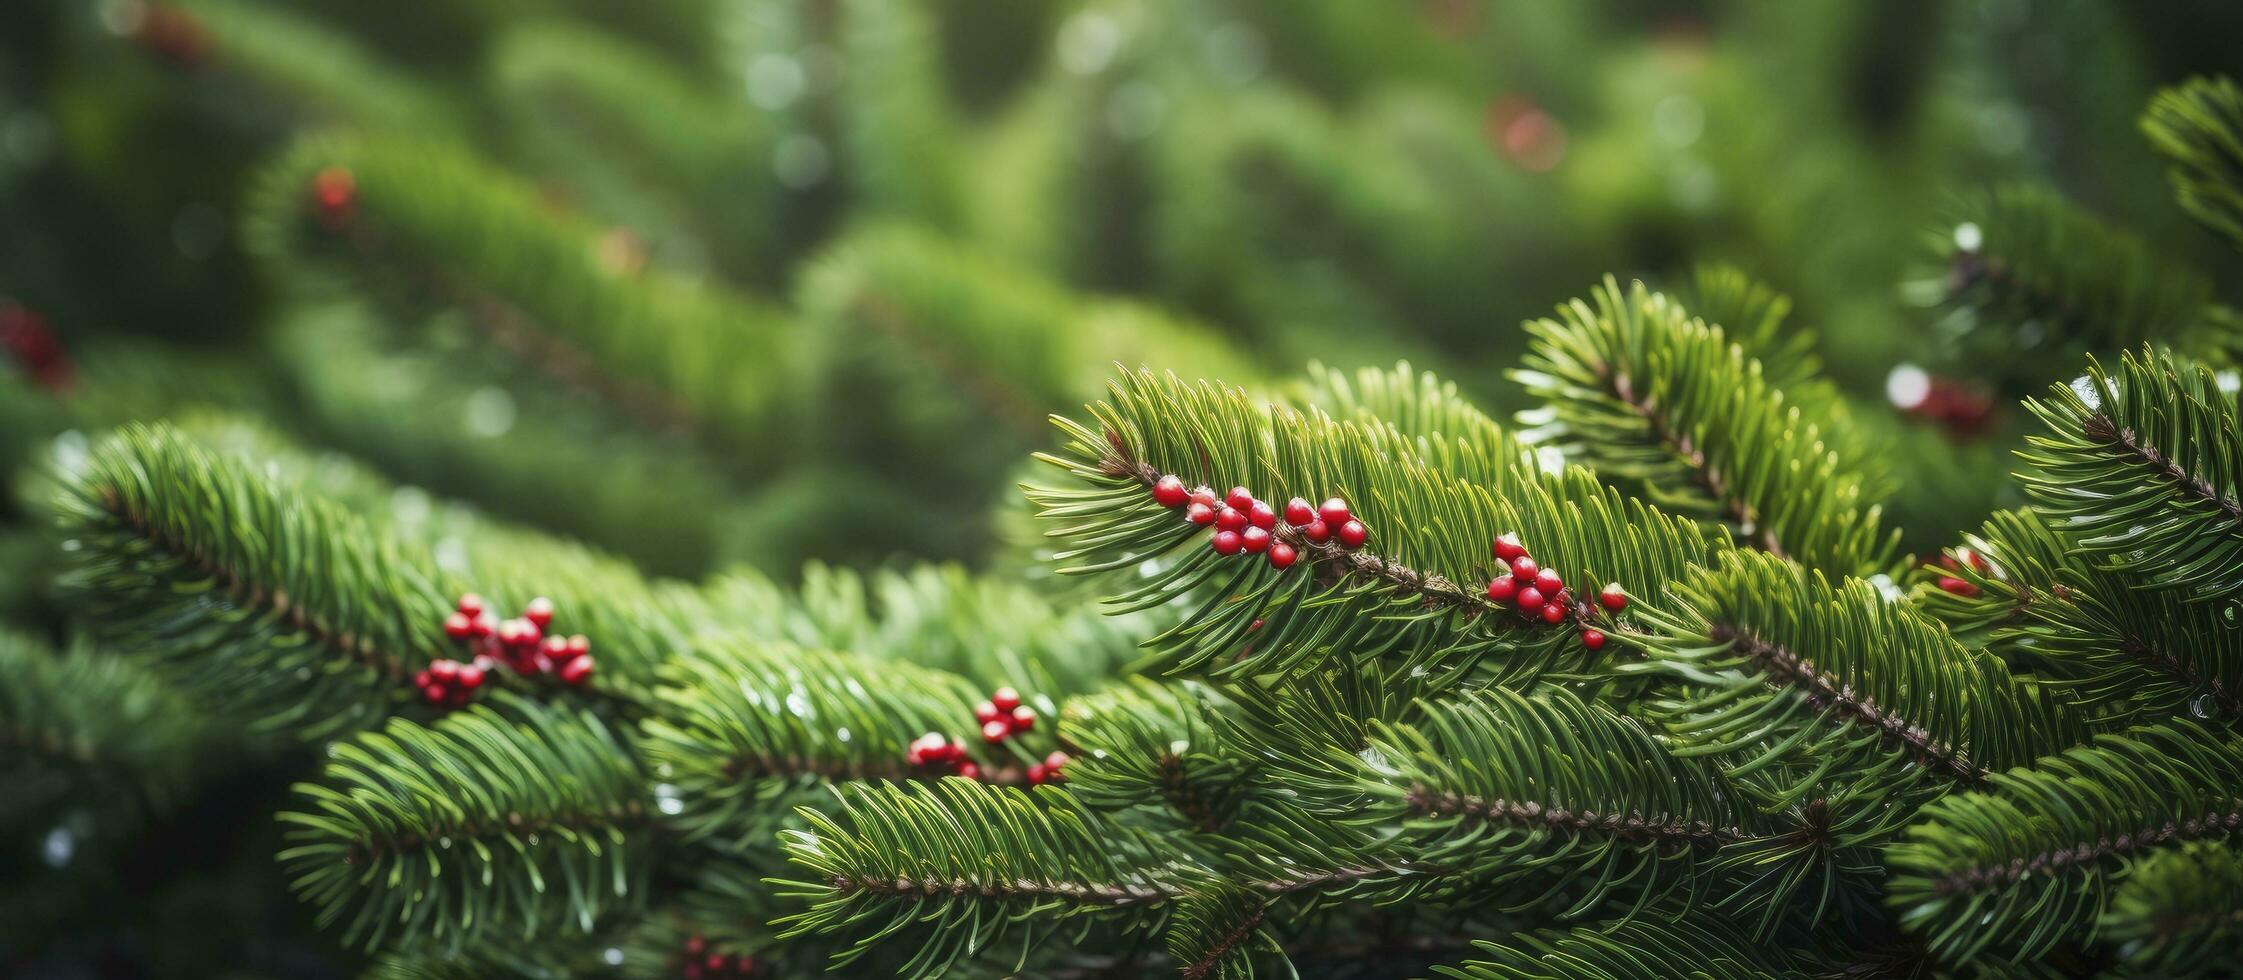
1058,679,1252,834
1169,883,1279,980
1885,722,2243,961
2099,841,2243,973
169,0,453,132
0,630,203,824
2142,75,2243,253
1029,367,1721,685
1628,550,2088,807
775,779,1185,976
1299,361,1536,493
278,697,655,953
637,638,986,843
2019,348,2243,600
1513,277,1893,577
1433,916,1805,979
1682,263,1825,396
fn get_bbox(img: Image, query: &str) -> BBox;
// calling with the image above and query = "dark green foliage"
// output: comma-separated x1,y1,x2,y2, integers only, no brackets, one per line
1886,722,2243,962
1514,278,1895,577
2019,348,2243,601
175,0,454,132
0,630,202,826
2143,76,2243,253
2099,841,2243,974
1434,916,1804,980
280,697,655,953
1058,678,1254,835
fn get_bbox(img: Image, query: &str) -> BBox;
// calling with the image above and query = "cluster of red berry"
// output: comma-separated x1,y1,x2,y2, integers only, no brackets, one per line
1483,532,1628,650
1,302,72,392
310,166,357,233
677,936,760,978
907,732,978,781
1931,548,1990,598
1150,476,1367,570
975,686,1037,742
1027,750,1070,786
411,657,485,708
438,593,594,693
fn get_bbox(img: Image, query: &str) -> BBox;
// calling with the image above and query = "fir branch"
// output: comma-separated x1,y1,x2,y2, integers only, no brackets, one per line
2142,75,2243,254
0,630,203,824
2099,841,2243,973
1886,722,2243,961
279,697,655,953
1059,679,1252,834
1512,277,1893,577
2020,348,2243,601
1433,916,1806,979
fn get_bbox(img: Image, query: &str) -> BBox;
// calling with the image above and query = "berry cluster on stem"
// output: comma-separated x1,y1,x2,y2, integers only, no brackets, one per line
907,732,977,781
1483,532,1629,650
433,593,594,707
1931,547,1992,597
975,686,1037,743
1149,475,1367,570
677,935,761,978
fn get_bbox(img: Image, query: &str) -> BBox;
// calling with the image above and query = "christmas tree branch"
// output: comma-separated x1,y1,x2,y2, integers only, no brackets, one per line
2142,75,2243,254
2099,841,2243,974
1433,916,1805,979
0,630,204,825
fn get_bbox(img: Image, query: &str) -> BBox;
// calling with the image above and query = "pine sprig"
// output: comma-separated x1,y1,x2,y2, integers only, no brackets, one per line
775,779,1185,977
0,630,203,825
1059,678,1254,835
279,696,655,953
1628,550,2088,805
1432,916,1805,980
1029,366,1721,684
2142,75,2243,254
1513,278,1894,577
637,638,984,843
2098,841,2243,973
2019,348,2243,601
1298,361,1535,492
1886,722,2243,962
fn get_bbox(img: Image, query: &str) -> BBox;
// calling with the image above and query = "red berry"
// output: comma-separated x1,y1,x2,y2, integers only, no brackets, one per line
1028,763,1049,785
523,597,554,629
974,700,1001,724
1285,497,1316,526
1010,705,1036,731
1267,541,1298,569
1302,519,1331,543
1516,586,1546,611
1540,602,1566,624
1212,530,1244,555
471,612,496,638
1319,497,1353,526
707,954,728,973
457,664,485,689
957,763,981,781
1493,533,1527,561
541,635,571,662
981,719,1011,742
1186,502,1217,526
1510,557,1538,580
991,687,1021,711
1599,583,1628,611
687,935,707,956
1152,475,1189,507
1581,628,1607,651
424,681,449,704
414,669,433,689
1046,750,1070,767
457,593,486,617
1241,526,1271,553
1189,486,1218,509
557,655,594,686
565,634,590,659
444,612,473,638
1487,575,1518,602
1216,507,1249,532
1248,500,1278,530
1337,519,1367,549
1534,569,1563,595
1937,576,1981,598
1226,487,1256,511
429,659,460,681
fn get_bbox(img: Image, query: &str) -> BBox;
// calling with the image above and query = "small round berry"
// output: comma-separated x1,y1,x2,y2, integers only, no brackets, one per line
1152,475,1189,507
1248,500,1278,530
496,618,530,647
981,718,1011,742
557,655,594,686
974,700,1001,724
565,634,590,659
457,664,485,689
1337,519,1368,549
1212,530,1244,555
1533,569,1563,595
706,954,727,973
444,612,473,639
686,935,707,956
1510,557,1539,580
957,762,982,781
1028,763,1049,785
414,669,433,689
1516,586,1546,611
1010,705,1036,731
1493,533,1527,561
1319,497,1352,526
1487,575,1519,602
457,593,486,618
523,596,555,629
1216,507,1249,532
1581,628,1607,651
1267,541,1298,569
1540,602,1566,624
1186,502,1217,526
1599,583,1628,611
430,658,460,681
1284,497,1316,526
423,681,448,703
1226,487,1257,511
541,635,571,662
470,612,497,638
1302,519,1332,543
1046,750,1070,767
1189,486,1218,509
991,687,1022,711
1937,576,1981,598
1241,526,1271,553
